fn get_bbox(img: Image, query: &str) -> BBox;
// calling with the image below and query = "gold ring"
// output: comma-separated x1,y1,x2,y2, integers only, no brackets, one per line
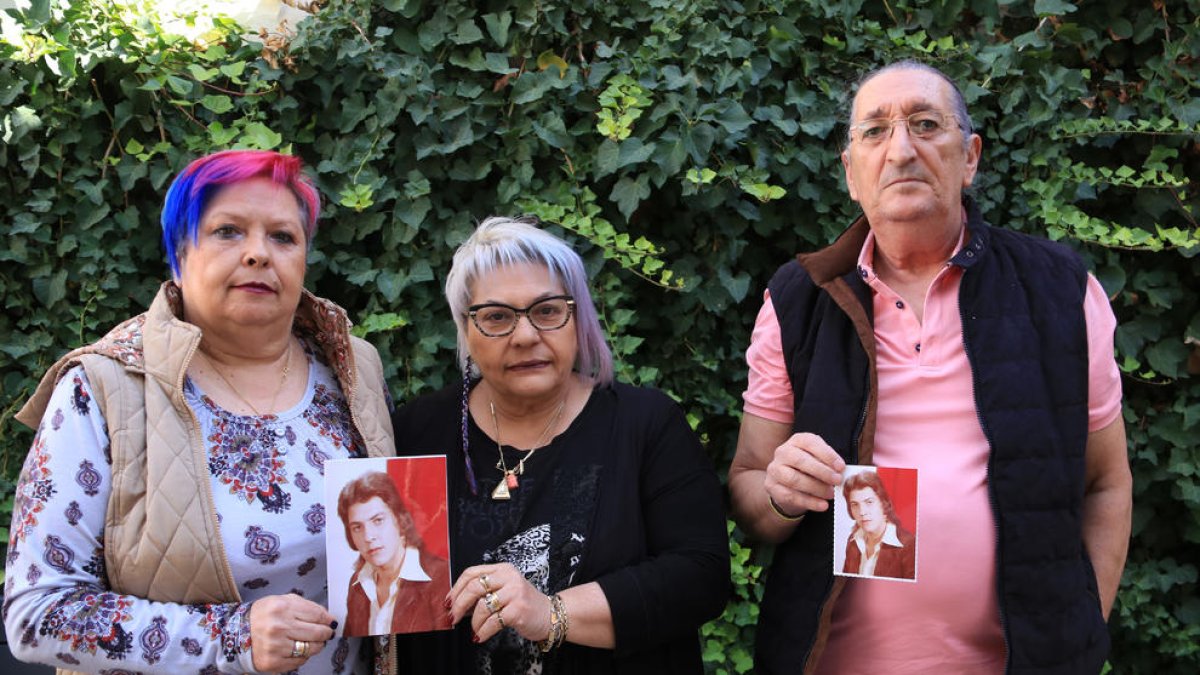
496,611,506,629
484,591,501,614
479,574,491,593
290,639,308,658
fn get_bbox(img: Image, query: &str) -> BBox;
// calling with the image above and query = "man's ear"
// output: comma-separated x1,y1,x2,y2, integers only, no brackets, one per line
842,149,859,202
961,133,983,188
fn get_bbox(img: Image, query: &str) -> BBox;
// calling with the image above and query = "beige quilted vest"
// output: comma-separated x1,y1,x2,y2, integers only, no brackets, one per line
17,281,397,675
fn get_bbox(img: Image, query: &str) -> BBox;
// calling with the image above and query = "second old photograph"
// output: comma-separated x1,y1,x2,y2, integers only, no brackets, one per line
326,456,453,637
833,465,919,582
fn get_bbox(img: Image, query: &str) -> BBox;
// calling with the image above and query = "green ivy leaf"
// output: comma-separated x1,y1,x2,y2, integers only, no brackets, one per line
611,174,650,219
238,122,282,150
451,19,483,45
1034,0,1079,16
351,312,409,338
482,12,512,47
200,94,233,114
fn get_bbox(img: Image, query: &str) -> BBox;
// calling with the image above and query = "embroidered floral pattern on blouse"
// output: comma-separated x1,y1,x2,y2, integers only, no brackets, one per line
243,525,281,565
65,500,82,526
181,636,202,656
302,503,325,534
76,459,102,496
303,384,362,456
11,435,55,548
304,440,330,476
139,615,169,664
82,547,106,579
204,408,290,508
71,376,91,415
40,588,135,659
333,636,350,673
297,557,317,577
193,602,251,663
43,535,75,574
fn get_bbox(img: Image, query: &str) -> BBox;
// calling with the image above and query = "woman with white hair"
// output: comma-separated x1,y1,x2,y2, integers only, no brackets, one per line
389,217,730,673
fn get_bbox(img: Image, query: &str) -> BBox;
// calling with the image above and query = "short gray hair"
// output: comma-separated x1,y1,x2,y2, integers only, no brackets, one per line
845,59,975,150
445,217,614,386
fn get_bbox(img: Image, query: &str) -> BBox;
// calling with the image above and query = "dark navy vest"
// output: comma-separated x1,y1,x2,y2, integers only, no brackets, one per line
755,204,1109,674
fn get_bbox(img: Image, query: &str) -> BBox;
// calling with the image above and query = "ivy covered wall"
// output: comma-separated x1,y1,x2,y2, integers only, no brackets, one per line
1,1,1197,672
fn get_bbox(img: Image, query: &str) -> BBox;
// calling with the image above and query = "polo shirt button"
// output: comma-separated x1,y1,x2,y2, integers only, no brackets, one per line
895,300,905,309
858,266,868,278
965,250,975,258
915,343,922,353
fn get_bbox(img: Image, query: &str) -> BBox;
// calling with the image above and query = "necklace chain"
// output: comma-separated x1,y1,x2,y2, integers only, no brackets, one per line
488,394,566,500
198,339,295,417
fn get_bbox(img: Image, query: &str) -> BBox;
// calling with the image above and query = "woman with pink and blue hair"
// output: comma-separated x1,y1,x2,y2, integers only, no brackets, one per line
5,150,396,674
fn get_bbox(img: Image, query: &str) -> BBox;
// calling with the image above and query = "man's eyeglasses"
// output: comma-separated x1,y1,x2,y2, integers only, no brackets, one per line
467,295,575,337
849,111,958,145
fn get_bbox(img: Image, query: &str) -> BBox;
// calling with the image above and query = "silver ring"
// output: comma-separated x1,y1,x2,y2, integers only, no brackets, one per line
496,611,506,629
484,591,501,614
290,639,308,658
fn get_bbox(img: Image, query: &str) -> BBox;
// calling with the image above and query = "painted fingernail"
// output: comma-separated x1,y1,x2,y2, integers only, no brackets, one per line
329,620,338,630
444,596,452,609
472,634,481,643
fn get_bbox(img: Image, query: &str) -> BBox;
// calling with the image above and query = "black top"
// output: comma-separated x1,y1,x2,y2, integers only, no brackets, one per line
390,381,730,674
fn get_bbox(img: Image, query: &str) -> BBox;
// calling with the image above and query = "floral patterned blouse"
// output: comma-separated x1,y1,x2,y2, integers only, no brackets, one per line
4,346,368,674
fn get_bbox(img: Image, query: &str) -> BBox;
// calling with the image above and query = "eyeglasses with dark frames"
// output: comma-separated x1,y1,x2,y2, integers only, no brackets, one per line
849,111,959,144
467,295,575,337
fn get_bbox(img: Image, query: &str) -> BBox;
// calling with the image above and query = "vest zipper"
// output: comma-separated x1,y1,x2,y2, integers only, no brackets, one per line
799,279,874,672
959,298,1011,674
850,369,869,465
800,352,871,672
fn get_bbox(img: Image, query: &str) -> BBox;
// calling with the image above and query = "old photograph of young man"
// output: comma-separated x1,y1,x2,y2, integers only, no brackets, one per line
833,465,919,582
325,456,453,636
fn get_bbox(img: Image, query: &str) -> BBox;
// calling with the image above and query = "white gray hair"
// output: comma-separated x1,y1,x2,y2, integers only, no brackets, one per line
444,217,614,386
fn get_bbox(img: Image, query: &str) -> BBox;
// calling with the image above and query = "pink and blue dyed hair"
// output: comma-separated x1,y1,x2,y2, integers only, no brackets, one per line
161,150,320,277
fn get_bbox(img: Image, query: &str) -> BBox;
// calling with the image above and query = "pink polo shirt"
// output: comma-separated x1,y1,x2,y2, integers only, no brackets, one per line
743,229,1122,674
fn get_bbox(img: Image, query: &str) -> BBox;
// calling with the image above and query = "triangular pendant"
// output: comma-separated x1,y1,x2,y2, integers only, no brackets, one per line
491,478,511,501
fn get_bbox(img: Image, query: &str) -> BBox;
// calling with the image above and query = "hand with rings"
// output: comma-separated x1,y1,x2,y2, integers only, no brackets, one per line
447,563,553,644
290,639,311,659
248,593,338,672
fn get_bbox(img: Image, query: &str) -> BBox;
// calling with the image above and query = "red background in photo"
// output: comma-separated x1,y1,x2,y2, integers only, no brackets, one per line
875,466,918,535
387,456,450,559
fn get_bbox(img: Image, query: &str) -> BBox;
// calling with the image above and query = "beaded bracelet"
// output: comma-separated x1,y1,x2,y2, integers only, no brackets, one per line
538,593,569,652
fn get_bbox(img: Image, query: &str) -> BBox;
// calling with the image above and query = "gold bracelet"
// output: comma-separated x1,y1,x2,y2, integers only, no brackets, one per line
538,593,569,652
768,494,805,522
553,593,569,650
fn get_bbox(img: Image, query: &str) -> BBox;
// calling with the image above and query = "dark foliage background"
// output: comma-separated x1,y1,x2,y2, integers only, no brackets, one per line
1,1,1197,671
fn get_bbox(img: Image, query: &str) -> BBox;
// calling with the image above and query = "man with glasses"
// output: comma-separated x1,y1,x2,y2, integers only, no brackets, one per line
729,60,1131,674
